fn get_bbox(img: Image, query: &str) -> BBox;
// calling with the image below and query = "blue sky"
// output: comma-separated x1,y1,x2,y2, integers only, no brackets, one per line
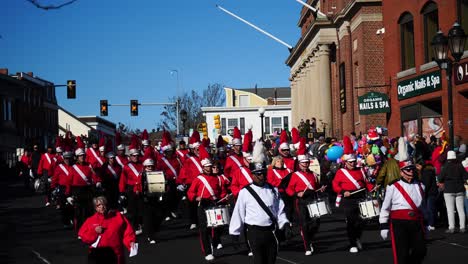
1,0,301,131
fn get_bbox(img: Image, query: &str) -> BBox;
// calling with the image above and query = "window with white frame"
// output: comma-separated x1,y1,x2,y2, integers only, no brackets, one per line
271,117,282,134
227,118,238,131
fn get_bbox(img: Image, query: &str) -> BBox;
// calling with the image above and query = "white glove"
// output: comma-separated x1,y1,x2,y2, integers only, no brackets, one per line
177,185,186,192
66,197,74,205
96,182,102,188
48,178,52,183
380,229,389,240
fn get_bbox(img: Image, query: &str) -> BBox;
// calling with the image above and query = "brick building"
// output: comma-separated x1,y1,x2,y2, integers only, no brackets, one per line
383,0,468,142
286,0,385,138
0,69,58,168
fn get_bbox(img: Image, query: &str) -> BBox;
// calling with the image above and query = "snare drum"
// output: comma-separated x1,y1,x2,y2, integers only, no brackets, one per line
205,206,231,227
146,171,166,194
358,199,380,219
306,199,332,218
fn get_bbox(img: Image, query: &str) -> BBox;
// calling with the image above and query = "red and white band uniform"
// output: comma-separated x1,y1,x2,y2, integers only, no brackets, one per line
156,155,182,215
37,153,54,177
86,148,104,170
119,161,144,230
287,169,321,253
51,162,74,226
187,173,228,257
178,153,203,226
267,167,292,193
115,155,128,168
379,178,426,264
282,156,296,172
101,162,122,208
230,166,254,198
223,153,243,179
176,149,189,164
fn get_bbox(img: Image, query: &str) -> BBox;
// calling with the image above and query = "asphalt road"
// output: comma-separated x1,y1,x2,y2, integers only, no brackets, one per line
1,177,468,264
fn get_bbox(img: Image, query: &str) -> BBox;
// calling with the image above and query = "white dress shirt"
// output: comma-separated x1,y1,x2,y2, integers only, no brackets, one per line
229,183,289,235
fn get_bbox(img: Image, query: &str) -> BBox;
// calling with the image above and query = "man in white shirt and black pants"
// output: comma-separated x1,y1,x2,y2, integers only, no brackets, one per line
230,139,290,264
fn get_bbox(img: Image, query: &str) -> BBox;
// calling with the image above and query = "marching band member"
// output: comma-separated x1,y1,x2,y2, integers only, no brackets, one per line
213,160,231,195
78,196,136,264
86,138,103,170
119,135,144,235
187,146,227,261
224,127,244,179
101,151,122,209
67,136,101,232
51,148,74,228
267,156,293,222
230,139,289,264
141,149,165,244
286,137,325,255
178,131,203,230
332,153,375,253
278,130,296,171
230,131,254,197
176,140,189,163
115,132,128,168
379,160,426,264
215,135,227,168
37,145,55,206
156,131,182,220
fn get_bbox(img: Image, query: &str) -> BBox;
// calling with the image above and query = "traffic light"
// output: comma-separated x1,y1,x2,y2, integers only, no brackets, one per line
130,100,139,116
214,114,221,130
201,122,208,139
100,100,108,116
67,80,76,99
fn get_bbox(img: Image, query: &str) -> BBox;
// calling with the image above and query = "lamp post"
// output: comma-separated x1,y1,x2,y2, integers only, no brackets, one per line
258,107,266,140
432,22,466,149
180,109,187,136
171,69,180,135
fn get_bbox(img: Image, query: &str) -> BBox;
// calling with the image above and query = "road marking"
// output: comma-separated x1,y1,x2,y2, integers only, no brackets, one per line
436,240,468,249
32,250,51,264
277,256,299,264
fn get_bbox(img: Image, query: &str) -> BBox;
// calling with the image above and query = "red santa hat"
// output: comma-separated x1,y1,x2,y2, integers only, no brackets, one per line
75,136,86,156
161,131,174,152
189,131,201,149
55,135,63,153
142,146,154,166
199,142,212,167
202,137,211,148
291,128,300,150
297,137,309,162
115,132,125,151
242,130,253,158
279,130,289,150
343,136,354,155
216,135,225,151
98,136,106,152
141,129,150,146
367,127,380,141
232,126,242,146
128,134,140,156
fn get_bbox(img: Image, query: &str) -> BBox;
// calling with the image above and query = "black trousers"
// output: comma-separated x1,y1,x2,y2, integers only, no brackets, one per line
196,201,222,256
246,225,278,264
281,192,294,224
341,196,364,247
71,186,93,232
103,180,119,209
143,197,164,240
58,185,73,226
88,247,118,264
126,186,144,230
165,180,179,216
390,219,426,264
41,171,51,197
295,198,320,251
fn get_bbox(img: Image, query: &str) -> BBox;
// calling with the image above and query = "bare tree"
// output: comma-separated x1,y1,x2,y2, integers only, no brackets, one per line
159,90,204,132
202,83,225,107
26,0,78,10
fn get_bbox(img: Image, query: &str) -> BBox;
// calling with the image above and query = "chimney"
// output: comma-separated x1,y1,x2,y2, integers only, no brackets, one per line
0,68,8,75
255,84,258,94
27,72,33,77
274,88,278,105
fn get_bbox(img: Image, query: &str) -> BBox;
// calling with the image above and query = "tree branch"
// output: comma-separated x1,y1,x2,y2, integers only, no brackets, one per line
27,0,78,10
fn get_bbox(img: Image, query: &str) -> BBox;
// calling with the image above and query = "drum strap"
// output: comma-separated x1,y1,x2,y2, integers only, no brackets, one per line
190,157,203,173
295,172,314,190
45,153,51,165
340,169,362,190
90,148,104,166
240,167,253,184
245,185,278,230
393,182,424,211
116,156,125,168
197,176,217,200
73,165,91,185
59,164,69,176
128,163,140,178
108,165,118,179
162,157,178,178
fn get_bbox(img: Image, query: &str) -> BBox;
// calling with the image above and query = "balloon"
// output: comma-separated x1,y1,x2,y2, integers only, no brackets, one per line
327,146,344,161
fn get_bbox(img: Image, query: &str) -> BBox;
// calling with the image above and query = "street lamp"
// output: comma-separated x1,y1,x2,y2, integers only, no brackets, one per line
432,22,466,149
180,109,187,136
258,107,266,140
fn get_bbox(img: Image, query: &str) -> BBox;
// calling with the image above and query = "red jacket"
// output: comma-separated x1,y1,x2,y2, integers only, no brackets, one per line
20,155,32,168
224,154,244,179
231,167,253,197
67,163,99,194
176,149,189,163
187,174,227,202
286,170,319,196
37,153,54,175
78,210,135,264
283,156,296,171
156,156,181,181
119,162,143,193
332,168,374,194
86,148,104,169
102,163,122,183
115,155,128,168
177,155,202,185
267,167,292,192
51,163,72,189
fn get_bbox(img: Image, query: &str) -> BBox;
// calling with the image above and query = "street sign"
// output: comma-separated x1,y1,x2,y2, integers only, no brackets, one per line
227,129,233,136
455,61,468,85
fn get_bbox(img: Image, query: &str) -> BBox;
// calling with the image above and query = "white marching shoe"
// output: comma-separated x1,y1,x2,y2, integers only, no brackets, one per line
349,247,358,253
216,243,223,250
248,252,253,257
305,243,314,255
190,224,197,230
205,254,215,261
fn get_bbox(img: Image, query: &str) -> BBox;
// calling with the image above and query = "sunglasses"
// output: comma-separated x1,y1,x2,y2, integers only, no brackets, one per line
346,160,356,163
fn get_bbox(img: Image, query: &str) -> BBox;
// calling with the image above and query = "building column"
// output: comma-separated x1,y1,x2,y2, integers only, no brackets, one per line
317,44,332,137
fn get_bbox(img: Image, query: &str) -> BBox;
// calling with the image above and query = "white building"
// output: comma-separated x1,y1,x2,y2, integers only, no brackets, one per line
58,106,116,138
201,87,291,142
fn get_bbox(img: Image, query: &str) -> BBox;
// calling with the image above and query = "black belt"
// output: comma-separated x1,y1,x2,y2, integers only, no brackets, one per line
245,224,275,231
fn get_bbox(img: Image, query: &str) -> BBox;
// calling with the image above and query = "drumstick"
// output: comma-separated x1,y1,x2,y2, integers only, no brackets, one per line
216,193,232,204
349,188,366,195
198,185,205,207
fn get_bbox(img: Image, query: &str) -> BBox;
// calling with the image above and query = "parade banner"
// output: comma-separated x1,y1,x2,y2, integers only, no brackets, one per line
358,92,390,115
397,71,441,100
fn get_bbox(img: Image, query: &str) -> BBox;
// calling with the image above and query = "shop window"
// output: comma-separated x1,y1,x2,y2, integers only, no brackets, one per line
399,12,415,70
422,2,439,63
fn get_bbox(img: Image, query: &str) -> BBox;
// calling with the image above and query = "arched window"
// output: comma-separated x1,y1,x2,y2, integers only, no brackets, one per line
399,12,415,70
421,2,439,63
